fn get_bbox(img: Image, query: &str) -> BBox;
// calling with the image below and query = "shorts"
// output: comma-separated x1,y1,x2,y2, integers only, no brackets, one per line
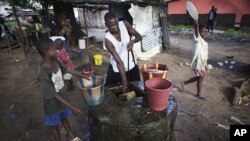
105,64,141,86
44,108,72,126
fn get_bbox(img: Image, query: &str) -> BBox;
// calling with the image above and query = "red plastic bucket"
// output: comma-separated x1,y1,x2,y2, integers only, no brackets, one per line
145,78,173,111
140,63,168,82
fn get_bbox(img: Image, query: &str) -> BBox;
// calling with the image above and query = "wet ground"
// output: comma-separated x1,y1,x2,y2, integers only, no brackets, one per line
0,35,250,141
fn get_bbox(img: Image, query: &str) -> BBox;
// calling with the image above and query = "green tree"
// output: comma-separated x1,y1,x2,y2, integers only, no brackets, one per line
2,0,32,29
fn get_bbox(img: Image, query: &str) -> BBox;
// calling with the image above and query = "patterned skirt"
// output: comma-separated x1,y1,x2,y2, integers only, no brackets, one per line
193,69,206,77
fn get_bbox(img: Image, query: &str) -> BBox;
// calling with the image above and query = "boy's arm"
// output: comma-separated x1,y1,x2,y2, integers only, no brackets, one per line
57,60,92,80
194,20,199,38
68,69,91,80
54,95,83,114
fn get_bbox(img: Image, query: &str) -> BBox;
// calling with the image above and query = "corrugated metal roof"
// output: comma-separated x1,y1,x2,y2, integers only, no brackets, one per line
62,0,174,5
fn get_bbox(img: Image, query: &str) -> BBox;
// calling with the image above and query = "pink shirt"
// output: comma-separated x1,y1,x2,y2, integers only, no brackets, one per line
57,48,74,70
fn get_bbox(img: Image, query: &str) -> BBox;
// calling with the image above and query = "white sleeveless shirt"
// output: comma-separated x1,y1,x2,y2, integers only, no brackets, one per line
105,21,136,73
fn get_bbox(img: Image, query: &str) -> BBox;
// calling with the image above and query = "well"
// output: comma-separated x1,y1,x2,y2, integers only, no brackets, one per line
87,87,178,141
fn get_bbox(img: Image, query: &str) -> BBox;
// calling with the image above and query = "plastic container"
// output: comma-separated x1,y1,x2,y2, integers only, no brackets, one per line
186,1,199,20
79,76,105,106
94,54,103,65
145,78,173,111
79,38,86,49
140,63,168,82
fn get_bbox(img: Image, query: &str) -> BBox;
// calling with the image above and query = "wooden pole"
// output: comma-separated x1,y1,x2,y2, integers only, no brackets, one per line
83,6,89,47
12,4,29,65
160,5,170,49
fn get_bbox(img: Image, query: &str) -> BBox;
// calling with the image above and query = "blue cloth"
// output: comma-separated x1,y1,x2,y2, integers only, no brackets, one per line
43,108,72,126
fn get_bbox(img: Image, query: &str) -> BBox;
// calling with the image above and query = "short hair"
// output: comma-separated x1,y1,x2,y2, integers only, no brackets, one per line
36,37,53,57
212,5,215,9
54,38,63,45
104,12,116,22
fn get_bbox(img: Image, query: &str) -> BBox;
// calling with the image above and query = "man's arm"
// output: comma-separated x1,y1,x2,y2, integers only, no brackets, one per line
54,95,83,114
123,20,142,50
57,59,91,80
194,20,199,38
105,39,128,93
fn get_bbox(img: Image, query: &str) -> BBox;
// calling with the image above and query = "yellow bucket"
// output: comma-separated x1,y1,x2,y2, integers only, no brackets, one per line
94,55,103,65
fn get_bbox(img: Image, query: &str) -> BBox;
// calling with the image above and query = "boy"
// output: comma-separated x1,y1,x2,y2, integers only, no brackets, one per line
181,20,208,100
36,37,90,141
54,38,74,90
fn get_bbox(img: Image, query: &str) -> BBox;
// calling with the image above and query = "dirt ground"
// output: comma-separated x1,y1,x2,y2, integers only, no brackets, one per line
0,35,250,141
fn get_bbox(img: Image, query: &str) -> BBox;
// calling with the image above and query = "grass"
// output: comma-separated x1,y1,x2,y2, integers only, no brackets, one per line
224,28,250,38
168,24,193,31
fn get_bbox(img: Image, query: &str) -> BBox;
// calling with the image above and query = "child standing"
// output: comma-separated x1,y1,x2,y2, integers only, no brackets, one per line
36,37,90,141
54,38,75,90
181,20,208,100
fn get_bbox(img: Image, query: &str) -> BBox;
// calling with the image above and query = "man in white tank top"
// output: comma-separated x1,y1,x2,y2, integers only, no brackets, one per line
104,12,142,94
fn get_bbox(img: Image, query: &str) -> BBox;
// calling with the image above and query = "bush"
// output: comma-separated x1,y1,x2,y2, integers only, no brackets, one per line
224,28,250,38
168,24,193,31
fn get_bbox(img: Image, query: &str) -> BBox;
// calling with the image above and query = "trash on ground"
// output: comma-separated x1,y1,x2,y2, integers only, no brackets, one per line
173,88,178,91
229,65,234,70
185,62,190,66
217,62,223,67
2,112,19,121
179,62,183,66
217,123,230,130
229,115,244,125
231,61,236,65
224,60,228,64
1,110,26,121
207,64,213,70
9,104,15,111
15,59,20,63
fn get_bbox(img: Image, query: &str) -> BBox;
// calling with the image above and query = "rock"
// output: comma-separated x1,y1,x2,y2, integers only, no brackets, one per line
229,65,234,70
207,64,213,70
217,62,223,67
231,61,236,65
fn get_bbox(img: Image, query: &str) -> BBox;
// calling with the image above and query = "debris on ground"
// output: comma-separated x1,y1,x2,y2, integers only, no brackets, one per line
217,62,223,67
1,110,26,121
229,115,244,125
207,64,213,70
233,77,250,105
9,104,15,111
217,123,230,130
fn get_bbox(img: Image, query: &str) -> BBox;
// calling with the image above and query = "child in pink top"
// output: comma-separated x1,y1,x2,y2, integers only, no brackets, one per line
54,39,74,90
54,39,74,70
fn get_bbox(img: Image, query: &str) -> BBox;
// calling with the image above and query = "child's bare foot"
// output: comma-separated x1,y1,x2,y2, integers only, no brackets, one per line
195,93,206,100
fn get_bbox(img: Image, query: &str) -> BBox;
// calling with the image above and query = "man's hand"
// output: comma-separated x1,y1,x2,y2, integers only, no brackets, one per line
68,69,93,80
127,40,134,51
122,83,128,94
72,107,83,114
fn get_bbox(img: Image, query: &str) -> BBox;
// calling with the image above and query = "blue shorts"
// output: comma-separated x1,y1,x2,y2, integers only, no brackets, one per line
44,108,72,126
